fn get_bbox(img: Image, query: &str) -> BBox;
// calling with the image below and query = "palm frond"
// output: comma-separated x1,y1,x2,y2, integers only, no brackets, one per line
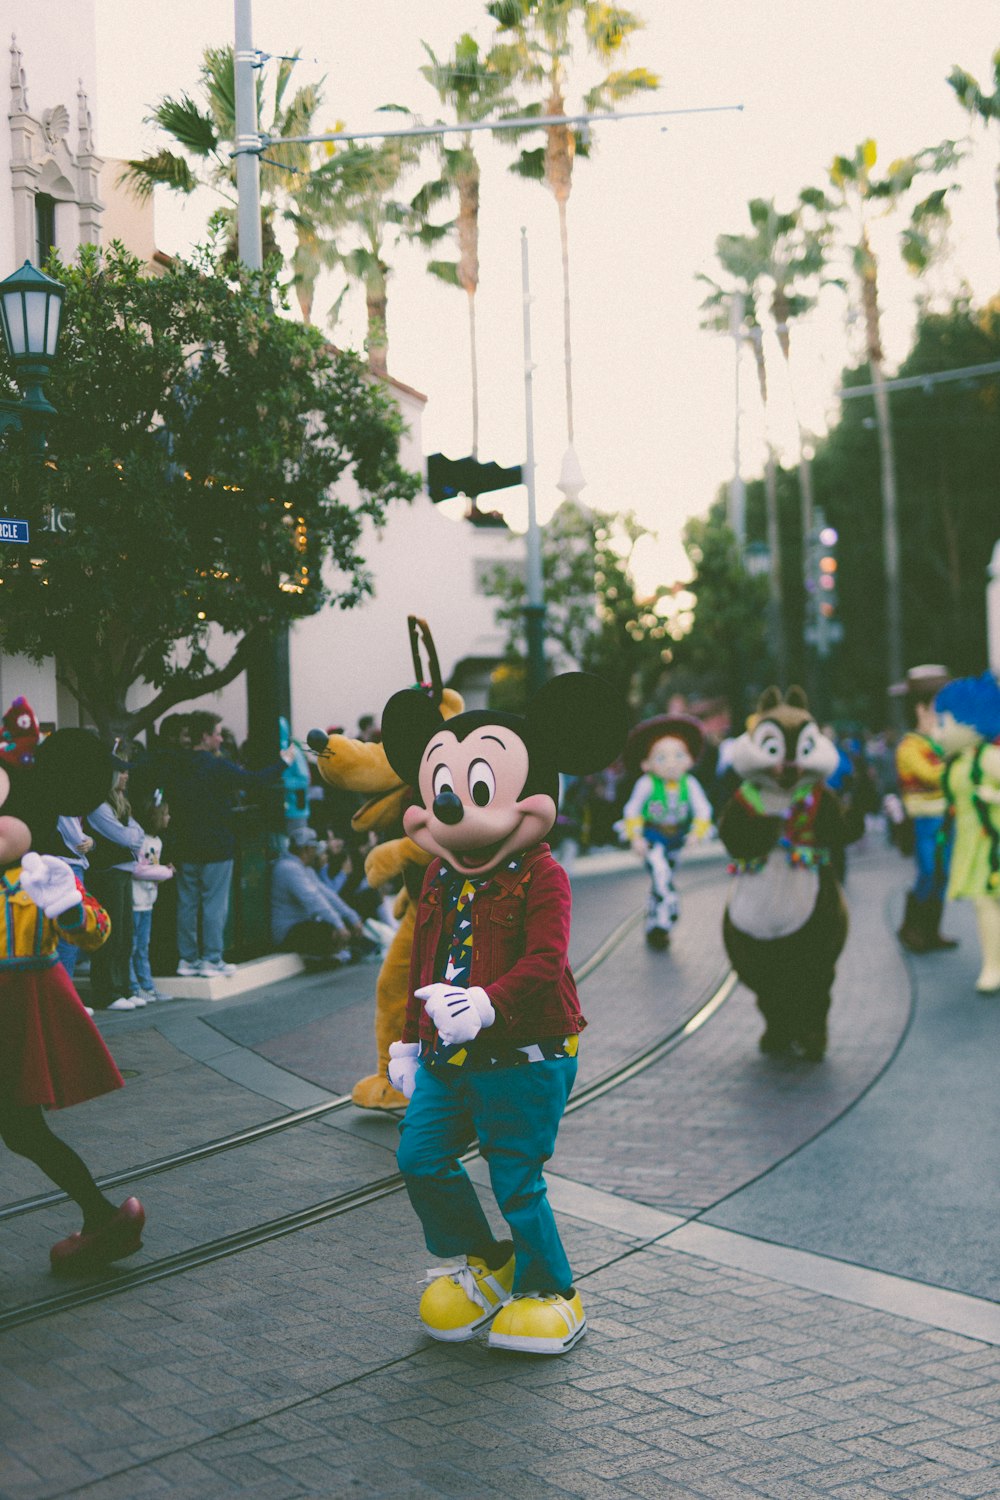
148,94,218,156
428,260,462,287
510,147,546,181
200,46,237,136
118,151,199,200
585,6,648,61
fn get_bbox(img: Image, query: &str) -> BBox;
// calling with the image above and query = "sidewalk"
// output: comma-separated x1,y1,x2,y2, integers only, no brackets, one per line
1,847,998,1499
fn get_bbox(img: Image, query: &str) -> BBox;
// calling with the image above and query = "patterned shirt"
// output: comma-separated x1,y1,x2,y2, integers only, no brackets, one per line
422,860,578,1073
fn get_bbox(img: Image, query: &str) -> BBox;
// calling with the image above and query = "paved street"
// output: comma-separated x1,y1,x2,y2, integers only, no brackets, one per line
1,840,999,1499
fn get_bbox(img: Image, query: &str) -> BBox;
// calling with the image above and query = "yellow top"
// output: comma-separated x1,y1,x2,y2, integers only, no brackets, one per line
895,732,947,818
0,867,110,968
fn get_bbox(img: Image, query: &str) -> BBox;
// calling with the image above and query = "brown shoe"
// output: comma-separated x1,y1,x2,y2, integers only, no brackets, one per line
50,1198,145,1276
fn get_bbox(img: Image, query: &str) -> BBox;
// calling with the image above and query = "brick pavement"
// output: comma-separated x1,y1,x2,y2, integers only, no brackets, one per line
2,844,999,1499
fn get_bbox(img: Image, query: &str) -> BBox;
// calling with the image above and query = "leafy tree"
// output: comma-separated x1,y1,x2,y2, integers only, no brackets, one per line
948,49,1000,257
411,35,517,459
487,0,659,446
119,45,335,323
668,507,770,729
0,244,419,743
484,500,671,710
812,298,1000,722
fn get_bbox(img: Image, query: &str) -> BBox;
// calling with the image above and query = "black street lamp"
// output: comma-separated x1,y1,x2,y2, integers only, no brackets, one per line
0,260,65,441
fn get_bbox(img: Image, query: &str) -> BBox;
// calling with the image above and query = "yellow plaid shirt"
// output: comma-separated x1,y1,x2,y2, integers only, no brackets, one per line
0,867,110,970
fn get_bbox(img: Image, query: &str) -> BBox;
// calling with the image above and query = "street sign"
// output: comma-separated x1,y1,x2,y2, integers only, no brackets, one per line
427,453,522,502
0,518,29,543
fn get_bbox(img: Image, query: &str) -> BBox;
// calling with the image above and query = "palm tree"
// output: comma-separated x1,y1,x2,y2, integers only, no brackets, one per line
120,47,332,323
809,138,961,707
947,50,1000,258
486,0,659,449
411,34,517,460
718,198,832,686
308,124,423,377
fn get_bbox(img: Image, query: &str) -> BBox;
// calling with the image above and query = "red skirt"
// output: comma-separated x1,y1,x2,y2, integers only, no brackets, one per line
0,964,124,1110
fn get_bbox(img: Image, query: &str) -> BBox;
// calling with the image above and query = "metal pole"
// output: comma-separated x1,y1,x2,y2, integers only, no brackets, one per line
728,292,745,550
988,539,1000,679
233,0,263,272
234,0,290,784
521,228,546,696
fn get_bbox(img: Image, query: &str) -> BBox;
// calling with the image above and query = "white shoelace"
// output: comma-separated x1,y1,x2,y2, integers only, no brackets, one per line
423,1262,489,1309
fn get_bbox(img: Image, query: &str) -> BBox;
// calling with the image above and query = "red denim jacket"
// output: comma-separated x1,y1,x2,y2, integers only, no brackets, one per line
402,843,586,1047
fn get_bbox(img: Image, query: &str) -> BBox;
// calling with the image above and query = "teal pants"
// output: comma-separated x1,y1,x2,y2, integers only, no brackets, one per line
397,1056,577,1295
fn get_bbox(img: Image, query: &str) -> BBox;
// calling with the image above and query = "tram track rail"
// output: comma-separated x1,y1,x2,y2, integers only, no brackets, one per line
0,865,724,1227
0,867,735,1333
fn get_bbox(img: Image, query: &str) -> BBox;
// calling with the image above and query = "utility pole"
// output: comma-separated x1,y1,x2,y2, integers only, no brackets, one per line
727,292,746,550
234,0,291,767
521,228,546,697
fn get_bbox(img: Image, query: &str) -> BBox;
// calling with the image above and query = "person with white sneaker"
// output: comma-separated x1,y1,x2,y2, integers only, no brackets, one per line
382,674,626,1357
85,761,147,1011
165,711,293,980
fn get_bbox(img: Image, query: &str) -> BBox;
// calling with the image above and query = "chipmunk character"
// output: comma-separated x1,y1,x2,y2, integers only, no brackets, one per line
720,687,859,1062
382,672,626,1356
620,713,713,949
0,704,145,1274
307,618,464,1110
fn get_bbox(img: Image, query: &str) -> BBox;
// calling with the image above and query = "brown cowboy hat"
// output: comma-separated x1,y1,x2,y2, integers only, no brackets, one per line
625,714,705,776
888,664,951,699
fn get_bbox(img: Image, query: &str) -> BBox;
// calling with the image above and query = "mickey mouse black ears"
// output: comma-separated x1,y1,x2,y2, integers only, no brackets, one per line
525,673,628,776
381,672,627,789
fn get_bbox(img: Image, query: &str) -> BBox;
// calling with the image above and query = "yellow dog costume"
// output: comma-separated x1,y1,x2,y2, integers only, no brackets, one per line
308,620,463,1110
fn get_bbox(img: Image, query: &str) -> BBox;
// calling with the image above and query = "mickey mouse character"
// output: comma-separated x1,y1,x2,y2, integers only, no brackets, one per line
0,702,145,1274
382,672,626,1355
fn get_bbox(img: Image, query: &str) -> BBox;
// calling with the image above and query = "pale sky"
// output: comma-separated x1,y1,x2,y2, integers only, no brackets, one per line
94,2,1000,593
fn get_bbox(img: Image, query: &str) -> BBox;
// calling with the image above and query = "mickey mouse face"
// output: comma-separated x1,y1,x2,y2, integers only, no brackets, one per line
405,723,555,876
382,672,628,879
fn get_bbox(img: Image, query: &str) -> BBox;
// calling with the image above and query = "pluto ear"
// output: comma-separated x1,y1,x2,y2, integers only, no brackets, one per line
33,729,114,816
381,689,446,787
525,673,628,776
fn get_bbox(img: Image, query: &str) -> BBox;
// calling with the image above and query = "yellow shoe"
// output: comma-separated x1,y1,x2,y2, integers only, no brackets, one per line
488,1290,587,1355
419,1252,515,1342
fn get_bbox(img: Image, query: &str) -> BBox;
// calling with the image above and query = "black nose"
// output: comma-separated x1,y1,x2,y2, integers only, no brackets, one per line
306,729,329,753
433,790,464,824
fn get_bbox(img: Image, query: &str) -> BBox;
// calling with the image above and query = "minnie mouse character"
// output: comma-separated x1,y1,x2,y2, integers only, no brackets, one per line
382,672,626,1355
0,703,145,1274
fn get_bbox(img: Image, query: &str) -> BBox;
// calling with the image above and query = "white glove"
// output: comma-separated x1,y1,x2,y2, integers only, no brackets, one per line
416,983,496,1046
387,1041,420,1098
19,851,83,919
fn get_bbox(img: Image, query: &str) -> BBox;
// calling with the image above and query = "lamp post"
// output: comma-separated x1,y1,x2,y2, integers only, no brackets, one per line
0,260,65,447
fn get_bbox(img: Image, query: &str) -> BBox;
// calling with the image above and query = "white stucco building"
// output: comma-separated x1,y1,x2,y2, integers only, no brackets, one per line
0,15,517,737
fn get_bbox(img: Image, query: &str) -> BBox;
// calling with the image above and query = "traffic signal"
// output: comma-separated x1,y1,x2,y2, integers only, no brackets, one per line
805,509,842,656
426,453,522,503
816,522,839,622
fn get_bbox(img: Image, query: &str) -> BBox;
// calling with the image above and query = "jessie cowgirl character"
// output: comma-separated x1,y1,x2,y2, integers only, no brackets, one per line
620,713,713,949
382,673,626,1355
0,700,145,1274
933,672,1000,993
